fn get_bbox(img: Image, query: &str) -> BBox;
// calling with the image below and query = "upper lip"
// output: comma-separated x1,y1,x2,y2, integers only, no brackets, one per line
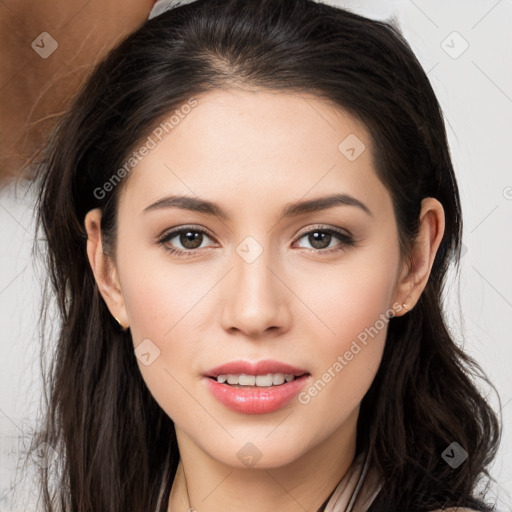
204,359,309,378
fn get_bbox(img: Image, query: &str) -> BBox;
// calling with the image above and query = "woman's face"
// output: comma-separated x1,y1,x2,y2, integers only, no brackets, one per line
103,89,407,468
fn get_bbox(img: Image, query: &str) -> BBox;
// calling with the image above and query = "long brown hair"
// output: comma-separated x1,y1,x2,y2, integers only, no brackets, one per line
32,0,501,510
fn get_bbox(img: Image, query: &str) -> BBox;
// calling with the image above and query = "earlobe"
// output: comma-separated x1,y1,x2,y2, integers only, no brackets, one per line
84,208,130,329
392,197,445,316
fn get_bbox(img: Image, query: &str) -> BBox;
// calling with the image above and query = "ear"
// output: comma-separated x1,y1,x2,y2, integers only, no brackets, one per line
84,208,130,329
392,197,445,316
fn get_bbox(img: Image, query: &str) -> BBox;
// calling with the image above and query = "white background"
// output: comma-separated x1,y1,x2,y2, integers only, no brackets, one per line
0,1,511,510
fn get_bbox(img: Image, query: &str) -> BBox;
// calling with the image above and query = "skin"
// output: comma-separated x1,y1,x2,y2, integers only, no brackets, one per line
0,0,153,183
85,88,445,511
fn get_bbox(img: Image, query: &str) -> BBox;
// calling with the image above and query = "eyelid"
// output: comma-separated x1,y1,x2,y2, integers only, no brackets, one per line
156,224,217,243
294,224,353,240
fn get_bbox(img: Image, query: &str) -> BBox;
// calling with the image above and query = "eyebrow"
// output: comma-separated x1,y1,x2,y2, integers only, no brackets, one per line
143,193,373,219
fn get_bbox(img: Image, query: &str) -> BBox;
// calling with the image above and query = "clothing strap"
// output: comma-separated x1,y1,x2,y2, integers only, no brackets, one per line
323,450,382,512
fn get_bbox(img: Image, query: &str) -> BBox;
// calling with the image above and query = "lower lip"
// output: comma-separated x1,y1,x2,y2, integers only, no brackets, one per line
204,375,310,414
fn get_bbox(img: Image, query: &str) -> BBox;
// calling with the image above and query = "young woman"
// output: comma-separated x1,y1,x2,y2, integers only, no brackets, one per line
33,0,502,510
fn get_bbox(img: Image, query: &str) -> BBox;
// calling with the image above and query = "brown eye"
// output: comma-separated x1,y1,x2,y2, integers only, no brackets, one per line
305,231,333,250
294,226,354,253
176,229,204,249
157,226,216,255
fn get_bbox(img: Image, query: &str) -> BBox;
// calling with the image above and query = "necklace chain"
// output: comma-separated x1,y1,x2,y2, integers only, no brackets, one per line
182,465,195,512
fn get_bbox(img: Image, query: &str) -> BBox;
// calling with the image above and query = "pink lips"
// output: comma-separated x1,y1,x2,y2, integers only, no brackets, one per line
203,359,311,415
205,359,308,378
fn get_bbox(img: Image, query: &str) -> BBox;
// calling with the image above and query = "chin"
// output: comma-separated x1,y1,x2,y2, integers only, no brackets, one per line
203,433,313,470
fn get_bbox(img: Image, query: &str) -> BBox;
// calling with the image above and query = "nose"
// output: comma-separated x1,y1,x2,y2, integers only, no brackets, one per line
220,241,291,338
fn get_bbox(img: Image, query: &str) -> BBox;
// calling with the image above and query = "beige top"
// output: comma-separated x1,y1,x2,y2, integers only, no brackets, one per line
323,450,382,512
323,450,481,512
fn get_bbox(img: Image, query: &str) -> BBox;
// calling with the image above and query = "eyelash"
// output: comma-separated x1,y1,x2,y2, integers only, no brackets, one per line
156,225,356,257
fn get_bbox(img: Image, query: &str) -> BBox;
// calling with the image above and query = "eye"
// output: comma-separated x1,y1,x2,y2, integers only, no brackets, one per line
157,226,217,256
156,224,356,257
293,225,355,253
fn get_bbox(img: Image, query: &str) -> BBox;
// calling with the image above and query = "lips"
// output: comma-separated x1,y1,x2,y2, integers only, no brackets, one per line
204,359,309,378
203,359,311,414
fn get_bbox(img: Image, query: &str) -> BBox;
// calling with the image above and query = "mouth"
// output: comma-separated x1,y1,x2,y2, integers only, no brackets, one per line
203,360,311,414
207,372,308,387
204,359,310,385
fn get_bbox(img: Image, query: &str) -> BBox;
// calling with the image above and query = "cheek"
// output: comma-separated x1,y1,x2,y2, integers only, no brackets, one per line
296,236,399,350
118,258,209,426
116,225,211,334
119,251,209,360
292,244,399,424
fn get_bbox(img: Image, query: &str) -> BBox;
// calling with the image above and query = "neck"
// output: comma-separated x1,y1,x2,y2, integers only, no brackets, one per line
168,408,359,512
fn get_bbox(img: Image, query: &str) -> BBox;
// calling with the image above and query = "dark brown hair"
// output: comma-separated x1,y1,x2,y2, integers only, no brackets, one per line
32,0,501,510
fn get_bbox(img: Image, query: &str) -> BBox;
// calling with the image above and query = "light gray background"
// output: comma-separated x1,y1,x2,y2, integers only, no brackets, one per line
1,1,511,510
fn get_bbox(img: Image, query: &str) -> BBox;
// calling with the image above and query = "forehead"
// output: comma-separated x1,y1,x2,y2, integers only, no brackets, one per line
118,88,388,220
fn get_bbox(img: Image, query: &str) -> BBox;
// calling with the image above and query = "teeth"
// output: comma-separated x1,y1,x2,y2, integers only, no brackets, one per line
239,374,255,386
216,373,301,386
272,373,285,385
256,374,273,386
226,374,239,385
